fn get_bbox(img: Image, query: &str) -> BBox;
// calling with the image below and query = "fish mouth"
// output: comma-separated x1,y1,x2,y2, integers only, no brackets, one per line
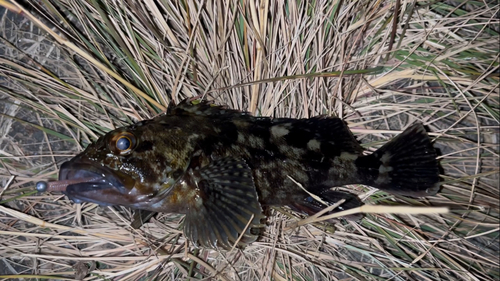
58,159,138,206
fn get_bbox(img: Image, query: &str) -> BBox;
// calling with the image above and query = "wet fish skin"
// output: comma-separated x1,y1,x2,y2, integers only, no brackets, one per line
59,100,440,248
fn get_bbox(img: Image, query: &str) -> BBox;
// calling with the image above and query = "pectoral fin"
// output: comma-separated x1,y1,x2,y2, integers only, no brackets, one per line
183,158,265,249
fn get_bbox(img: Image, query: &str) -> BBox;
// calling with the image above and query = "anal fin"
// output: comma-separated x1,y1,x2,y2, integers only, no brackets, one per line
289,189,364,221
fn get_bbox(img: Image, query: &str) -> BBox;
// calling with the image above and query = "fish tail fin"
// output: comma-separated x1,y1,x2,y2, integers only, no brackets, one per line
355,123,440,197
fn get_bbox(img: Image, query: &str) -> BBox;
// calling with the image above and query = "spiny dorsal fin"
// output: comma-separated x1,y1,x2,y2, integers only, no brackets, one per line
167,99,246,118
183,158,265,249
305,117,364,154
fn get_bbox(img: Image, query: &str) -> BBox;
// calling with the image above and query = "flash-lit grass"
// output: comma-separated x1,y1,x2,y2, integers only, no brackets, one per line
0,0,498,280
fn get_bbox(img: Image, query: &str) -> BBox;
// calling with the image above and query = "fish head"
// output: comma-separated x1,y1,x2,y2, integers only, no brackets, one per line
59,118,191,211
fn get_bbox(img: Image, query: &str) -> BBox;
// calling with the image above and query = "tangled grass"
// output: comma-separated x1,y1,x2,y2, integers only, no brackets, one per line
0,1,498,280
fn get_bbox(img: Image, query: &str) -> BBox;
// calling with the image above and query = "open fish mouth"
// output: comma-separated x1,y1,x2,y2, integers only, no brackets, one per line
38,159,138,206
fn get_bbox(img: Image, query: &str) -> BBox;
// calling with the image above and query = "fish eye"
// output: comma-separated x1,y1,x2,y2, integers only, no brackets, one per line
109,132,136,155
116,136,131,150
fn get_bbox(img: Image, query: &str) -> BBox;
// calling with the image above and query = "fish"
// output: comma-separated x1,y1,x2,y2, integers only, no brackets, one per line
39,99,440,249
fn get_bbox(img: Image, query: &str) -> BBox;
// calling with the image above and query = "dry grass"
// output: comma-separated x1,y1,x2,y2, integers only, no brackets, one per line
0,0,498,280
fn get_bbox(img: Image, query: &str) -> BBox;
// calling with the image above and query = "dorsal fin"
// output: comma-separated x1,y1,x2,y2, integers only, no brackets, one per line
167,99,247,117
272,117,364,154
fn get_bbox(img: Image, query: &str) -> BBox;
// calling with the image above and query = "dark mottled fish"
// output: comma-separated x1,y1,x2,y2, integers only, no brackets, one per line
39,100,440,249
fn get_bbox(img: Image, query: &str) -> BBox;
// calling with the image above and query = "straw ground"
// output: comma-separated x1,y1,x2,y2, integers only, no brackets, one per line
0,1,498,280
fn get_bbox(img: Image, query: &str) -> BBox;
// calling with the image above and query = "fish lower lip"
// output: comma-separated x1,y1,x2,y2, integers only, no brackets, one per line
59,160,131,193
65,182,117,206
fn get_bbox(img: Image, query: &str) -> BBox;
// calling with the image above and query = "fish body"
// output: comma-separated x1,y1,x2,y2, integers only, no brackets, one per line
59,100,440,248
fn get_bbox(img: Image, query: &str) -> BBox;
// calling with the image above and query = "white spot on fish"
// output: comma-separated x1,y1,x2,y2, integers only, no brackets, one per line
249,136,264,147
340,152,358,160
270,125,290,138
379,165,393,174
291,147,306,156
237,132,245,143
376,152,393,185
307,139,321,150
331,156,357,179
380,152,391,163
